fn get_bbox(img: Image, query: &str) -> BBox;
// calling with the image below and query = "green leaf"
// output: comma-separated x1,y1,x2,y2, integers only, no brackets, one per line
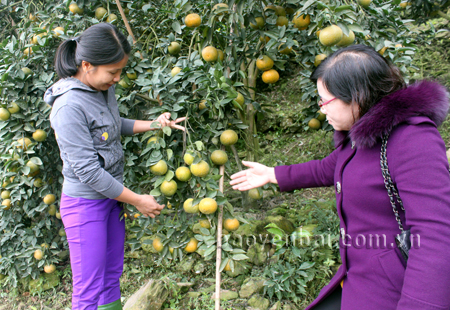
165,170,174,181
232,254,249,261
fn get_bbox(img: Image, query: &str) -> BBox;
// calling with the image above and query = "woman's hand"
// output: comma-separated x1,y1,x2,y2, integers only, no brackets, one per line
135,195,165,218
230,161,278,191
155,112,187,131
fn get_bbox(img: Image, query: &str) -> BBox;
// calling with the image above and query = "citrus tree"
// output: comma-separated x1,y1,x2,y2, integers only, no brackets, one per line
0,0,416,294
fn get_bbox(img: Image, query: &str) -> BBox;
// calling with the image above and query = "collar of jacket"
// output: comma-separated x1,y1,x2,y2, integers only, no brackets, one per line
333,80,449,149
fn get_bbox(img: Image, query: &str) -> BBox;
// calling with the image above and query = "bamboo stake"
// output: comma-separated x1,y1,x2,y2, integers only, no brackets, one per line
114,0,136,44
215,147,226,310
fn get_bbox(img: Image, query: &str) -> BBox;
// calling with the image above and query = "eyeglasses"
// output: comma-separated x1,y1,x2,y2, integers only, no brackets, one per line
318,97,336,108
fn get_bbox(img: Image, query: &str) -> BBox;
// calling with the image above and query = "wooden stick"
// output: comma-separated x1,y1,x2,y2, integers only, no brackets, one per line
215,147,226,310
115,0,136,44
135,93,159,104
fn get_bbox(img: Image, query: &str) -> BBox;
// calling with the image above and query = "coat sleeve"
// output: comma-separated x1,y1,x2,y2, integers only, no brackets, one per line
390,122,450,310
274,147,339,192
121,117,135,136
51,105,124,199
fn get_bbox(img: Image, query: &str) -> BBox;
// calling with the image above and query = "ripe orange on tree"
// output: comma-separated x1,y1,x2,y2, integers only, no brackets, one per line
199,198,218,215
224,218,240,231
190,160,210,177
150,160,168,176
250,17,265,30
34,249,43,260
293,14,310,29
319,25,343,46
183,198,199,213
160,180,177,196
220,129,238,146
256,55,274,71
168,42,181,55
153,237,164,252
262,69,280,84
210,150,228,166
43,194,56,205
308,118,321,130
184,237,199,253
44,264,56,274
202,46,218,62
314,54,327,67
185,13,201,28
175,166,191,181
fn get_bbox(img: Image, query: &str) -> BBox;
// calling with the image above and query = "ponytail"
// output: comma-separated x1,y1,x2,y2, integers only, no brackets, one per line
53,23,131,79
54,39,79,79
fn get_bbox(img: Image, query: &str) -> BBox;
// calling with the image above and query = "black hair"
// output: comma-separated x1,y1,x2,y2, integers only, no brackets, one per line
311,44,406,118
54,23,131,78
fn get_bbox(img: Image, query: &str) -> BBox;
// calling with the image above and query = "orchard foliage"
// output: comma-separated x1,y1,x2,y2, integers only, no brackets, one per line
0,0,416,290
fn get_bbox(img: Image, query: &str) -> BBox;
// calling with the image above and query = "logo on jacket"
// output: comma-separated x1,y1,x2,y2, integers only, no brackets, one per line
101,132,109,141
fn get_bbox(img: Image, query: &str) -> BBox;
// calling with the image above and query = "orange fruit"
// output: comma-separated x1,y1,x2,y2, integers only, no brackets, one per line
224,260,232,271
314,54,327,67
337,30,355,47
95,7,107,19
319,25,343,46
32,129,47,142
210,150,228,166
34,249,43,260
150,160,168,176
43,194,56,205
250,17,265,29
153,237,164,252
160,180,177,196
224,218,240,231
262,69,280,84
378,46,388,56
217,49,225,62
358,0,372,9
168,42,181,55
190,160,210,177
199,99,207,110
184,237,199,253
275,6,286,16
235,92,244,106
183,198,199,213
69,3,83,14
199,198,218,214
256,55,274,71
171,67,182,77
184,153,195,165
276,16,289,27
293,14,310,29
213,3,229,15
248,188,261,200
185,13,201,27
220,130,238,146
48,204,57,216
279,44,293,55
308,118,321,130
0,108,10,121
2,199,11,210
202,46,218,62
199,219,211,229
44,264,56,274
176,167,192,181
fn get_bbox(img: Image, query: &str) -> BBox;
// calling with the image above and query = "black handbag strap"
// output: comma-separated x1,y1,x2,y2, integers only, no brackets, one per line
380,133,405,232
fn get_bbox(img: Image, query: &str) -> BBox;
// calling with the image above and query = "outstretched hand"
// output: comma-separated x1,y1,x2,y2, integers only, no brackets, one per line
230,161,277,191
155,112,187,131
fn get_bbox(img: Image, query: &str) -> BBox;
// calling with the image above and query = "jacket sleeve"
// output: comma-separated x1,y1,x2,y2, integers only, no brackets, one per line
390,123,450,310
121,117,135,135
51,105,124,199
274,146,339,192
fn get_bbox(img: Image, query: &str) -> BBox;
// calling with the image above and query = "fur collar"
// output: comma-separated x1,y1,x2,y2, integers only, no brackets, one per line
334,81,449,148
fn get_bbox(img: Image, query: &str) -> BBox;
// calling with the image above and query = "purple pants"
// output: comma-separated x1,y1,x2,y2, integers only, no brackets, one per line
60,193,125,310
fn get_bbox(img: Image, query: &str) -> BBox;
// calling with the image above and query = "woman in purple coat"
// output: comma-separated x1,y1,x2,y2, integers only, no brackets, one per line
230,44,450,310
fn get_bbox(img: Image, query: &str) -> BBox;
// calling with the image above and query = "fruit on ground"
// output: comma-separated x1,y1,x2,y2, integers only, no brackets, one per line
48,204,57,216
224,218,240,231
43,194,56,205
34,249,43,260
190,160,210,177
44,264,56,274
319,25,343,46
0,108,10,121
250,17,265,29
248,188,261,199
183,198,199,213
199,198,218,214
314,54,327,67
171,67,182,77
69,3,83,14
210,150,228,166
184,238,199,253
235,92,244,106
160,180,177,196
202,46,218,62
199,100,207,110
256,55,274,71
276,16,289,27
337,30,355,47
220,129,238,146
1,191,10,199
199,219,211,229
308,118,321,130
2,199,11,210
176,167,191,181
95,7,107,20
150,160,168,176
184,153,194,165
17,138,32,150
293,14,310,29
358,0,372,9
213,3,229,15
262,69,280,84
185,13,201,27
168,42,181,55
153,237,164,252
32,129,47,142
8,102,20,114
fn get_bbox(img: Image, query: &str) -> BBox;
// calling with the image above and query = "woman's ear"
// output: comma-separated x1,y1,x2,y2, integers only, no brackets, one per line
81,60,95,73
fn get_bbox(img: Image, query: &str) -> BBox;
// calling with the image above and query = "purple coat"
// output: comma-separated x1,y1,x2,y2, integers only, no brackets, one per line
274,81,450,310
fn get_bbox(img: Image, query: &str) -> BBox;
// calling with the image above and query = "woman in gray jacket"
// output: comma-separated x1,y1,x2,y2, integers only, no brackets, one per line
44,23,185,310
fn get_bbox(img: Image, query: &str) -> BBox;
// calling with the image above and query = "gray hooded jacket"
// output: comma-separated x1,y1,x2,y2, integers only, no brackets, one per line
44,78,135,199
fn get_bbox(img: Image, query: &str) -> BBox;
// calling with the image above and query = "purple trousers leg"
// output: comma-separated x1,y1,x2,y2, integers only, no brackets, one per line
60,193,125,310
